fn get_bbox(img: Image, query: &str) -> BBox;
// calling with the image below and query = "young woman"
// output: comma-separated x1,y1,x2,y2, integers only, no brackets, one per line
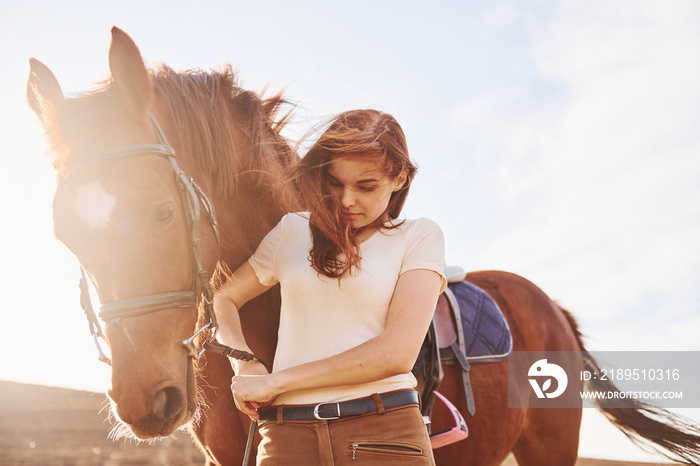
214,109,446,465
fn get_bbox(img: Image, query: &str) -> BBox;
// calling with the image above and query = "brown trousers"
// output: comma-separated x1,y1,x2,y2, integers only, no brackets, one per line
256,403,435,465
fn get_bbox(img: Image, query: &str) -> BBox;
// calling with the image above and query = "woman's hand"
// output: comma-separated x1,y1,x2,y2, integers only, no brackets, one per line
230,360,276,419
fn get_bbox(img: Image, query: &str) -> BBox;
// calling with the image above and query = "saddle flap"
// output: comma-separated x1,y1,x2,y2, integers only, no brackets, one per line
434,294,457,348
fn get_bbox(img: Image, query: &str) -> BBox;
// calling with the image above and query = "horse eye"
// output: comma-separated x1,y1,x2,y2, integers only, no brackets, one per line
155,201,175,225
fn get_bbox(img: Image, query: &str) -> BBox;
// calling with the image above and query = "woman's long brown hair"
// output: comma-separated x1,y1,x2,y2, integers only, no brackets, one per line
287,109,418,279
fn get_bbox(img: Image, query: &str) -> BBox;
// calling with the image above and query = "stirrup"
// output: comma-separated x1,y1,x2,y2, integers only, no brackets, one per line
429,392,468,449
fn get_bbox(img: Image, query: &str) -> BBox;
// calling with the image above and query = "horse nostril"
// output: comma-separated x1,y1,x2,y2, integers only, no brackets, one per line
152,386,184,422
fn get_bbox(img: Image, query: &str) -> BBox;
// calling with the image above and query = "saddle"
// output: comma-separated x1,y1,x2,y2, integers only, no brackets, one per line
412,266,513,446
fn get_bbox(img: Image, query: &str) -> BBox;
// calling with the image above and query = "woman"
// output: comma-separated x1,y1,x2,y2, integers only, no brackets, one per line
214,109,447,465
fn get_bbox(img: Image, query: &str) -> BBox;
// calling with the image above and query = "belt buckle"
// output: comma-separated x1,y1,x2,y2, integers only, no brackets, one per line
313,402,341,420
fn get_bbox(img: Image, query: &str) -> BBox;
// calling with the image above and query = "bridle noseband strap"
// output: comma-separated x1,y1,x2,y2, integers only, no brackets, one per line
99,291,197,322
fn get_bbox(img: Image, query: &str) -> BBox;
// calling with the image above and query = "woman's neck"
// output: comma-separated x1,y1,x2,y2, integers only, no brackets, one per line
351,215,390,243
353,226,377,243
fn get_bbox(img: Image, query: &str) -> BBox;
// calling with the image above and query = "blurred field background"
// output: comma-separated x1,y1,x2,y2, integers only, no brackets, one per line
0,381,203,465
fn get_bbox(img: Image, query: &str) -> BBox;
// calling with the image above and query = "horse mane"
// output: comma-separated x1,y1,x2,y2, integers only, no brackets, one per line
151,63,298,202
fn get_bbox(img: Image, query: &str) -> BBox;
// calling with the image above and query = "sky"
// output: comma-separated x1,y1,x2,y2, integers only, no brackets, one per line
1,0,699,462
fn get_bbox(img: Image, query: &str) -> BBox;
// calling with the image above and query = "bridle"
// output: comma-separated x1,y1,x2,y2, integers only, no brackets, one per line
74,116,263,366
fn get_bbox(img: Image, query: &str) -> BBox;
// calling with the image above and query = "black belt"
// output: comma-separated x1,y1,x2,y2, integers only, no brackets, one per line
258,390,419,423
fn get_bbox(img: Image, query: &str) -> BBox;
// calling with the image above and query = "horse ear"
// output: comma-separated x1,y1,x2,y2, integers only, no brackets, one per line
108,26,153,115
26,58,64,125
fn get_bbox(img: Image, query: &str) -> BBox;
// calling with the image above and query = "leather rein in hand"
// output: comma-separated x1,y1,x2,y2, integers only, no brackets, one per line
73,116,264,366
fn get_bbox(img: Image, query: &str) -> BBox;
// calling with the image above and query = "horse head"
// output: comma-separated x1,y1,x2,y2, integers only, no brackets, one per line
27,27,221,439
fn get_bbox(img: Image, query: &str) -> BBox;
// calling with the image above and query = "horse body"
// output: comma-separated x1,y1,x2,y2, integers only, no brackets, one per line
28,27,700,466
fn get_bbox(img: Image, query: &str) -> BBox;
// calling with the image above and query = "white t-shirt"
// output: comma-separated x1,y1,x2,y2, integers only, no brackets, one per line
248,212,447,405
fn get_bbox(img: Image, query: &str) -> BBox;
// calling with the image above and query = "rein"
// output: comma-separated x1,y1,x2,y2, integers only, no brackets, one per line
74,116,263,366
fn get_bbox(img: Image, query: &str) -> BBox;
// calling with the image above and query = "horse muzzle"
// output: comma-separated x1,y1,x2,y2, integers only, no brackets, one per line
107,358,197,439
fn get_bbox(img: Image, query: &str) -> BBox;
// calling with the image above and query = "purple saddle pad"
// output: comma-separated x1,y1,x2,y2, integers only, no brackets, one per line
449,280,513,363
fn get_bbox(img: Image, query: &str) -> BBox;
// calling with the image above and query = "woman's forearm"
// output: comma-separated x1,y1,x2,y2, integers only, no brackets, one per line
269,330,419,395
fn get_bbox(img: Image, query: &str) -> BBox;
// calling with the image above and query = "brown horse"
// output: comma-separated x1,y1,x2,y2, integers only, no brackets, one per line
27,27,700,465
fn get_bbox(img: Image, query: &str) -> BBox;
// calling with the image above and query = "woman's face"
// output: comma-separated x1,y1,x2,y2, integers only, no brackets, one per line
326,154,406,230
